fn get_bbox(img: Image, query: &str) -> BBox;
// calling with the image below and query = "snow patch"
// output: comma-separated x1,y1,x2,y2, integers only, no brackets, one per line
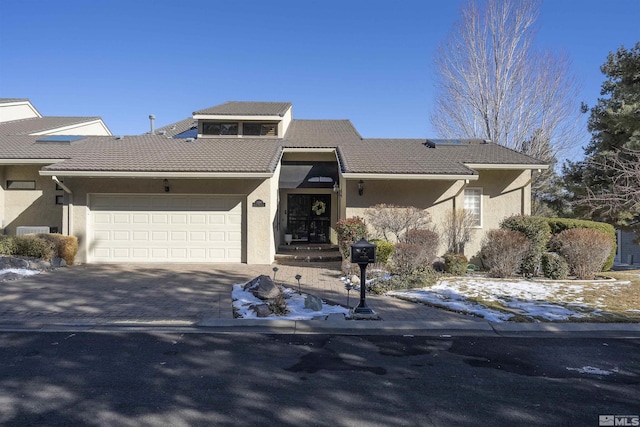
566,366,617,375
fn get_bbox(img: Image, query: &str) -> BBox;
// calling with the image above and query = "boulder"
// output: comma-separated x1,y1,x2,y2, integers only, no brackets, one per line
250,303,272,318
0,256,29,270
350,274,360,285
243,275,282,300
51,257,67,268
304,294,323,312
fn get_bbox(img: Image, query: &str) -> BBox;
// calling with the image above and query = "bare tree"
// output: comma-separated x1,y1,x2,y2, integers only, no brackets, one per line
441,208,476,254
431,0,582,160
365,204,433,242
578,148,640,224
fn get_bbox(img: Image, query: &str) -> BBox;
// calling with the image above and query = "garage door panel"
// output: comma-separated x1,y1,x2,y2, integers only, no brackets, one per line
90,195,243,263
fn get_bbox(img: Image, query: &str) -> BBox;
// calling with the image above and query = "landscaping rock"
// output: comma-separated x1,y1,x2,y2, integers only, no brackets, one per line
350,274,360,285
250,303,272,318
243,275,282,300
51,257,67,268
0,256,29,269
304,294,323,311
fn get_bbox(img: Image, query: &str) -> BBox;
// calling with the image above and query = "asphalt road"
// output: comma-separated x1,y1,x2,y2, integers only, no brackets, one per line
0,332,637,426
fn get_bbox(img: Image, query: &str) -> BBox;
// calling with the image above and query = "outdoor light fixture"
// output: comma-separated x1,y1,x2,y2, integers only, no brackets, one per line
333,182,341,195
163,179,170,193
357,180,364,196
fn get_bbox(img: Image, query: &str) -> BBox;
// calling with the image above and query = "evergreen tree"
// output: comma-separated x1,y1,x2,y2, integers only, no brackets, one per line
564,42,640,227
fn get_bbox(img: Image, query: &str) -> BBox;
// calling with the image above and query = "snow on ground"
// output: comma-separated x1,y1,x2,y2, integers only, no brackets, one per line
388,278,630,322
0,268,41,279
566,366,617,375
232,284,350,320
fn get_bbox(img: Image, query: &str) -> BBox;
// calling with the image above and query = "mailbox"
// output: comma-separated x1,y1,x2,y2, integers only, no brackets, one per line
350,238,377,264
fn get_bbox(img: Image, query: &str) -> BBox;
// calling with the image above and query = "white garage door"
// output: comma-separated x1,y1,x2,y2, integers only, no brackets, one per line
89,194,242,263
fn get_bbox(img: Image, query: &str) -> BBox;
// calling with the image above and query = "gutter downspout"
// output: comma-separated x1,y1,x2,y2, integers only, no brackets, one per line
52,176,73,236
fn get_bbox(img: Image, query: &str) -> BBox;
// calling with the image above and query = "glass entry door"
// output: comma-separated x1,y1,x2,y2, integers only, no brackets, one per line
287,194,331,243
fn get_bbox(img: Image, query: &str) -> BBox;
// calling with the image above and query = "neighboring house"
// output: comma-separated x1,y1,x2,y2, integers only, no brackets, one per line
616,229,640,265
1,99,547,264
0,98,111,237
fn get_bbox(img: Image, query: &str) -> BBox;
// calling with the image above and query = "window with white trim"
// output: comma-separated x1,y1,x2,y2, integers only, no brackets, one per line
464,188,482,227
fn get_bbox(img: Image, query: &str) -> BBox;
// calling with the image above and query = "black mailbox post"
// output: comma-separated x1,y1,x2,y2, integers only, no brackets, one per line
350,238,377,315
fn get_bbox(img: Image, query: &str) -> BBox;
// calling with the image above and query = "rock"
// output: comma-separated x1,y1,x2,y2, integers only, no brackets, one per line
0,256,29,269
51,257,67,268
304,294,323,311
27,259,51,271
0,272,22,282
350,275,360,285
243,275,282,300
250,303,272,318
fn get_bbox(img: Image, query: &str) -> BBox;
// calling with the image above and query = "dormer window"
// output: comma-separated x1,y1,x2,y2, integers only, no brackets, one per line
203,122,238,135
243,122,278,136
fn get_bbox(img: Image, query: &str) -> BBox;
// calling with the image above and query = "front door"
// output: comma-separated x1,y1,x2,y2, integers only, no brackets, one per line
287,194,331,243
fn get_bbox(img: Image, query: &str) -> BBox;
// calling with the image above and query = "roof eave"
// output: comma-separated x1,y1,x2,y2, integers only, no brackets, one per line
38,170,273,179
464,163,549,170
341,173,479,181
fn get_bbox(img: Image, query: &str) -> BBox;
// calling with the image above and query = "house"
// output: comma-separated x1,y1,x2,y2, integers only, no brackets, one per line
1,99,547,264
616,229,640,266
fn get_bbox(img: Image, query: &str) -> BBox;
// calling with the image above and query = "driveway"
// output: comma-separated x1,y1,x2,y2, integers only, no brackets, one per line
0,262,485,325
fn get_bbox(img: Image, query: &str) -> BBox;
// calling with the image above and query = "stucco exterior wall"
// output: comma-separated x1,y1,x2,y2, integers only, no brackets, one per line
0,102,40,122
64,177,274,264
344,169,533,260
32,120,111,136
620,230,640,265
1,165,62,235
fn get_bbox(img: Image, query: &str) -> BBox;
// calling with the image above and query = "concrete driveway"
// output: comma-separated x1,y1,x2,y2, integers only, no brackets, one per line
0,262,485,325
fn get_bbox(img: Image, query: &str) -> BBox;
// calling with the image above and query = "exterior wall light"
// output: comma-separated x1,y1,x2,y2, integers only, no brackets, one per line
358,180,364,196
163,179,170,193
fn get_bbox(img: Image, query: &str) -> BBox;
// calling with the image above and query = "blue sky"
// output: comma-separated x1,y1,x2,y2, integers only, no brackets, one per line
0,0,638,161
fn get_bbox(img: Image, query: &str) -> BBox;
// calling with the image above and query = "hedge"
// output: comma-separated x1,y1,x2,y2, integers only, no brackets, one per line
543,218,616,271
0,234,78,265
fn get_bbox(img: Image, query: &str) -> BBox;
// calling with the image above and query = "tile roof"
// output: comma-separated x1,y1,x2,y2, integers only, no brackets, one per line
0,116,103,135
0,101,547,176
194,101,292,117
154,117,198,137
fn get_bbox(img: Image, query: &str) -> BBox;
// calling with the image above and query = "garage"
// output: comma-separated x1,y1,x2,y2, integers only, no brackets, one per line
89,194,243,263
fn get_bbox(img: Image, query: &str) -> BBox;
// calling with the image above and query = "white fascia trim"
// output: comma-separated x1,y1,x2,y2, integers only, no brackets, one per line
0,158,66,165
341,173,479,181
38,170,273,178
30,119,109,136
193,114,284,121
464,163,549,170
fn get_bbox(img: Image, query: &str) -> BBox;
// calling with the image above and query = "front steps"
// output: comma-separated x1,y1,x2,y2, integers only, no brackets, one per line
275,244,342,263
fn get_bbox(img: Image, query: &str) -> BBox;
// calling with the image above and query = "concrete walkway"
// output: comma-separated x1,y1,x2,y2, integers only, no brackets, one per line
1,262,639,337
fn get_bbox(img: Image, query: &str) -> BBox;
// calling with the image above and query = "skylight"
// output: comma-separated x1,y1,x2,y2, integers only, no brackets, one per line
36,135,86,144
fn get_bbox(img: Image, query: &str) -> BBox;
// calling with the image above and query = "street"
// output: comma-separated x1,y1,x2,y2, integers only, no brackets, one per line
0,332,637,426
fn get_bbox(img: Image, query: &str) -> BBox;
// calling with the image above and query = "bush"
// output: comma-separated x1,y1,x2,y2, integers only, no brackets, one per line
36,234,78,265
0,235,16,255
13,235,56,260
392,243,426,276
500,215,551,276
369,266,439,294
544,217,616,271
404,228,439,261
370,239,394,265
443,252,468,275
335,217,368,259
541,252,569,280
555,228,614,280
480,229,530,278
365,204,433,241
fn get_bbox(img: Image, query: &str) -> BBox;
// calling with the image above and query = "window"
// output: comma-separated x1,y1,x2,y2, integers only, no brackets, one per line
464,188,482,227
202,122,238,135
55,195,64,205
6,180,36,190
243,122,278,136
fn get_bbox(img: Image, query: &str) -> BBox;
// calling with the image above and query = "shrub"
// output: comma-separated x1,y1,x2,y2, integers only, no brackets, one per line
441,208,475,254
391,243,426,276
555,228,614,280
404,228,439,261
335,217,368,259
500,215,551,276
13,235,56,260
443,252,468,275
541,252,569,280
0,235,16,255
544,217,616,271
480,229,530,278
36,234,78,265
369,266,439,294
370,239,394,265
365,204,433,241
